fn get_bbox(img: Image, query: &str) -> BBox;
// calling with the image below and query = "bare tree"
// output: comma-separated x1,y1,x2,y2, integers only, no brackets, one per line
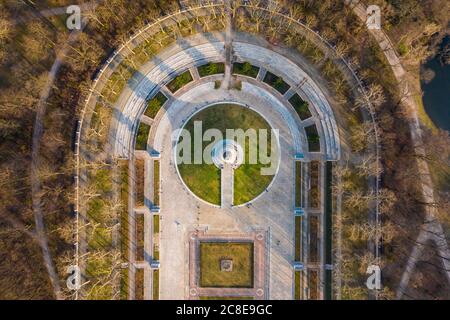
356,154,382,178
0,8,11,62
355,83,385,112
344,189,370,213
66,33,104,72
335,41,350,57
378,188,397,215
350,121,376,153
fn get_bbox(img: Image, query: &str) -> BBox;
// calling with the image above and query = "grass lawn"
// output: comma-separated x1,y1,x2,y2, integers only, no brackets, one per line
145,92,167,119
234,162,273,204
135,122,150,150
294,271,301,300
198,62,225,77
86,198,106,223
167,70,193,93
86,254,114,299
86,167,113,250
178,164,221,204
429,159,450,233
93,167,112,193
153,215,160,261
263,71,290,94
86,169,112,241
153,245,159,261
177,104,275,205
88,226,112,250
153,270,159,300
295,216,302,261
289,93,312,120
295,161,302,207
86,255,113,278
199,242,254,288
102,64,134,103
233,62,260,78
153,160,160,206
153,215,160,234
415,95,436,130
87,284,113,300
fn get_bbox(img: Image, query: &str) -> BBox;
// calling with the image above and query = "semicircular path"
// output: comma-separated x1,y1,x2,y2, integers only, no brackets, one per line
112,41,225,156
111,37,340,161
152,82,302,156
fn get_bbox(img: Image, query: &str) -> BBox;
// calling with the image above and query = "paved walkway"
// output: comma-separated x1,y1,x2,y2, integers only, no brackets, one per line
221,165,234,208
221,0,233,89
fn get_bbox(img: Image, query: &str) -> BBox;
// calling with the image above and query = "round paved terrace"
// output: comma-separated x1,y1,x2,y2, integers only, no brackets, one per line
153,84,296,299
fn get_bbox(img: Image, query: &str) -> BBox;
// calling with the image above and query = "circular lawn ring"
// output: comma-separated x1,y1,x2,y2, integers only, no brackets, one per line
176,103,278,206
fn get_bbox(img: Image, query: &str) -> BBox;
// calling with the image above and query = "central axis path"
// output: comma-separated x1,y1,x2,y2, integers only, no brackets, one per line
221,164,234,208
221,0,233,89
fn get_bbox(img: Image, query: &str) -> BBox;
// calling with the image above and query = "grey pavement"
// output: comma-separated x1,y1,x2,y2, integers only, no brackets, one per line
221,165,234,208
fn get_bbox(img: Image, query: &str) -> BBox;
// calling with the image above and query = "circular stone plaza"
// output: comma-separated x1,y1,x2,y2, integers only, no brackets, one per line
78,11,347,300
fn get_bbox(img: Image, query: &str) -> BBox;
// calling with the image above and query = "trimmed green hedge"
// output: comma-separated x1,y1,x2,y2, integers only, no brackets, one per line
145,92,167,118
167,70,193,93
135,122,150,150
289,93,312,120
233,62,259,78
263,71,290,94
153,160,160,206
305,124,320,152
198,62,225,77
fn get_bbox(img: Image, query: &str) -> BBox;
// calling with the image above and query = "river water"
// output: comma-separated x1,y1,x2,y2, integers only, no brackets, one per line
420,36,450,131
